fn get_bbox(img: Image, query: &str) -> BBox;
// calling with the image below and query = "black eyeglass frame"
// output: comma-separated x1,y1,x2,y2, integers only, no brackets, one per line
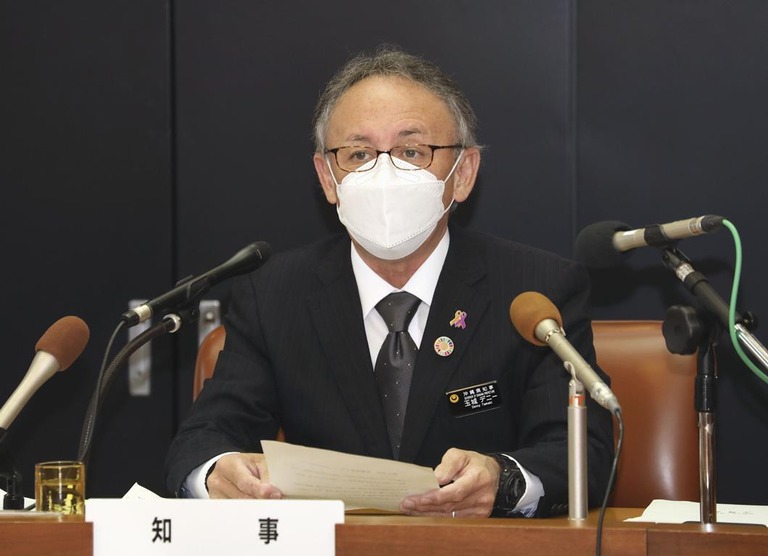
324,144,464,172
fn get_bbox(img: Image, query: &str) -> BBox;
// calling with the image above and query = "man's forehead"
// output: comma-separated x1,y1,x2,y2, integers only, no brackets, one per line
328,76,455,140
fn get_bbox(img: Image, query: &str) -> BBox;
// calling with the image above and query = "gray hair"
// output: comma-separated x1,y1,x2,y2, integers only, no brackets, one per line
313,45,478,153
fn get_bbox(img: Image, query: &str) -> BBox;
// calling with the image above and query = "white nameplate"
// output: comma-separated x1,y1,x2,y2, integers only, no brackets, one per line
86,498,344,555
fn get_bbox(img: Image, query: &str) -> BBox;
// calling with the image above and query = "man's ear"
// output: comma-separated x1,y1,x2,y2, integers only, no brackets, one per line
452,147,480,202
313,153,338,204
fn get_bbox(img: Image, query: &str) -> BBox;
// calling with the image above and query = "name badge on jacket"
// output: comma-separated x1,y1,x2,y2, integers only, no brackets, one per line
446,381,501,417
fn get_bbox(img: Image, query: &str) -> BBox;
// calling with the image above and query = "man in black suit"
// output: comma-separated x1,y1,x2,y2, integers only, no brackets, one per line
165,45,613,518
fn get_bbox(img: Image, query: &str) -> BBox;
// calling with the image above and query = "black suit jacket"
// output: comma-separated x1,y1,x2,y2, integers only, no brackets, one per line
164,226,614,516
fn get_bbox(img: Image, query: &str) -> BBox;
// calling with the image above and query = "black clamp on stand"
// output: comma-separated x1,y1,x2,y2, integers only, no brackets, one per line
660,246,764,525
0,449,24,510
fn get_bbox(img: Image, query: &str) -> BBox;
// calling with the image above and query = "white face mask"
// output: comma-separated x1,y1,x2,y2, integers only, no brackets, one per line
329,152,463,260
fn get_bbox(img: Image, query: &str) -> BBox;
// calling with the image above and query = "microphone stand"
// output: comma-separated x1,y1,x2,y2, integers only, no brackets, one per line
660,247,766,524
77,306,199,466
697,341,717,525
565,363,588,520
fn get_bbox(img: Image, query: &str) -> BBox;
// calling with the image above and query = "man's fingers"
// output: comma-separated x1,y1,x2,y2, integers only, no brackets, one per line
400,449,500,518
206,453,282,499
433,447,468,485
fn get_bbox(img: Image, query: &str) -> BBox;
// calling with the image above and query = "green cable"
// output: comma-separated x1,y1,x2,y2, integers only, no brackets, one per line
723,219,768,385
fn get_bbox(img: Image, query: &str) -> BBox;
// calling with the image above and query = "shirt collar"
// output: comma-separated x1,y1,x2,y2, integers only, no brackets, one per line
351,231,450,319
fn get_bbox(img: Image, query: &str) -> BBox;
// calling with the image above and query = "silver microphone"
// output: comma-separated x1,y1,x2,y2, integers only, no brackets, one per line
611,215,723,253
0,316,90,434
509,291,620,414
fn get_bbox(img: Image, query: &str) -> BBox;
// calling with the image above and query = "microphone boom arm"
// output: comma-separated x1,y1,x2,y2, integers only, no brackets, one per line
661,247,768,372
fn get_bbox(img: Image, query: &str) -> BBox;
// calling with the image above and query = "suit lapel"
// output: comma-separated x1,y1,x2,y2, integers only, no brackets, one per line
307,239,392,459
399,227,489,462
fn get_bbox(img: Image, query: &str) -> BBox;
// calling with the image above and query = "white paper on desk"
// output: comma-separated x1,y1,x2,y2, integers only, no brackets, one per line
625,499,768,526
261,440,439,511
121,482,162,500
0,487,35,509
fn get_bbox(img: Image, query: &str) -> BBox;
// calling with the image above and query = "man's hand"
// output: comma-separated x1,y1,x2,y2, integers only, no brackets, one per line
399,448,501,518
205,453,283,500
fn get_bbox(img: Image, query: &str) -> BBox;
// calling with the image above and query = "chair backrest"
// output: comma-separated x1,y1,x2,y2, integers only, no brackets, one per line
193,325,287,442
193,325,225,401
193,320,701,507
592,320,699,507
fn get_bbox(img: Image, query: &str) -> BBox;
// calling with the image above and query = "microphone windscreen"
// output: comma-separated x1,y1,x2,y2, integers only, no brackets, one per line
229,241,272,275
207,241,272,283
509,291,562,346
574,220,631,268
35,316,90,371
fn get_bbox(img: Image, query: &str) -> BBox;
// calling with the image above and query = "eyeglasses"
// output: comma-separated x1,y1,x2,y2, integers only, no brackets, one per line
325,144,463,172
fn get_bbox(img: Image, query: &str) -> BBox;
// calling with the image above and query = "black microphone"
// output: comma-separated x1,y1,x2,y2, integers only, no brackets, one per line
0,316,90,440
121,241,271,326
509,291,620,413
574,215,723,268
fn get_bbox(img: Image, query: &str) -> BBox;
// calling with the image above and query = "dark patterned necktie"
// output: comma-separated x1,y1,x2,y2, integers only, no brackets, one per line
374,291,421,459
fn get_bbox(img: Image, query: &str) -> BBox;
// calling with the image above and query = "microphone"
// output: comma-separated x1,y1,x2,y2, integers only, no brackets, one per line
509,291,620,413
574,215,723,268
0,316,90,437
121,241,271,326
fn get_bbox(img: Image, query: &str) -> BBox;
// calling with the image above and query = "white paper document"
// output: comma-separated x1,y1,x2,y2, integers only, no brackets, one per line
625,499,768,526
122,482,163,500
261,440,439,511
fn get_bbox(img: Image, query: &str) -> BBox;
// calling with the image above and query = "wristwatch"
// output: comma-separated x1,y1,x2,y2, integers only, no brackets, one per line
487,453,527,517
